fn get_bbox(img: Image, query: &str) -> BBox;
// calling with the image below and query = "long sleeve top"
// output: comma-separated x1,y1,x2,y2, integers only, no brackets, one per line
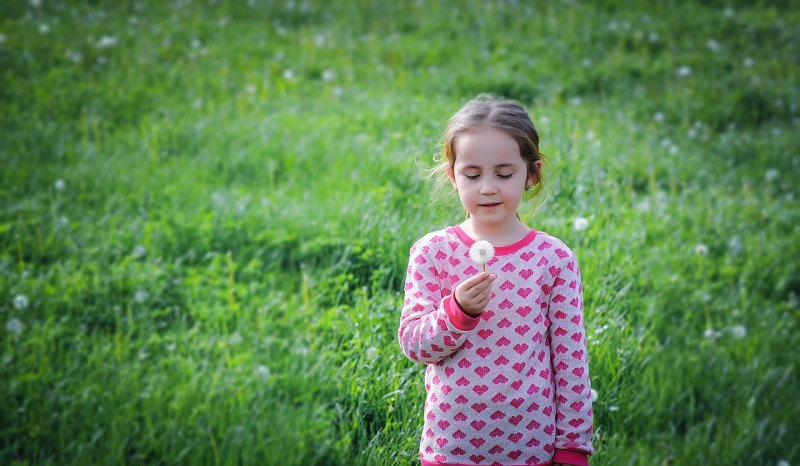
398,224,594,466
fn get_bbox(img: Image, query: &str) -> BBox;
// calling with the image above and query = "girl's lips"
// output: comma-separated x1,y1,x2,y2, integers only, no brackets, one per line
480,203,501,208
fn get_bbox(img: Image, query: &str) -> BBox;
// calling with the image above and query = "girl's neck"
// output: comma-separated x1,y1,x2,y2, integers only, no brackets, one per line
459,217,531,246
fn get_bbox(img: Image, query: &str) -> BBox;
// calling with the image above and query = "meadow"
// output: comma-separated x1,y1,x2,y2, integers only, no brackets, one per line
1,0,799,465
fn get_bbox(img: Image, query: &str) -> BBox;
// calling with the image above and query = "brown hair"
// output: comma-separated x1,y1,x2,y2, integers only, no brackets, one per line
422,94,549,220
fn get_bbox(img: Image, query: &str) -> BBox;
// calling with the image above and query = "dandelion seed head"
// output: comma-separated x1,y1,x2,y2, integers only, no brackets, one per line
14,294,29,310
322,69,335,82
96,35,117,48
677,66,691,78
256,365,271,380
573,217,589,231
132,244,146,259
653,112,665,123
694,244,708,256
6,318,23,336
608,405,619,412
730,325,747,339
0,34,7,44
648,32,659,43
39,23,50,34
134,289,149,303
282,69,295,81
468,240,495,266
743,57,754,68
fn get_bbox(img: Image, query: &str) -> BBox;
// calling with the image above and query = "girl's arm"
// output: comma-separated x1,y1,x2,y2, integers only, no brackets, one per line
549,251,594,465
398,241,479,365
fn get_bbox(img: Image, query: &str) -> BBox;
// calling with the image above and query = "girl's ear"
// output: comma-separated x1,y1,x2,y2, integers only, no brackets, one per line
446,165,456,187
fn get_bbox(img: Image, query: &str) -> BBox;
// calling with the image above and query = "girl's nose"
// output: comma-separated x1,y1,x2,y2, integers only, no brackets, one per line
480,181,498,194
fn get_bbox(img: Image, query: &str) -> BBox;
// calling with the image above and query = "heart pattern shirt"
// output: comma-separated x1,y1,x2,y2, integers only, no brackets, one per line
398,225,594,466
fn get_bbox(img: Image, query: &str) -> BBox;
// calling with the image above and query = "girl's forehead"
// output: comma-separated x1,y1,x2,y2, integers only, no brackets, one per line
454,128,522,167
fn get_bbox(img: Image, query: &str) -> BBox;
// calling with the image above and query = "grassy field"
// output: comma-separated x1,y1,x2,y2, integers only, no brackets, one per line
1,0,799,465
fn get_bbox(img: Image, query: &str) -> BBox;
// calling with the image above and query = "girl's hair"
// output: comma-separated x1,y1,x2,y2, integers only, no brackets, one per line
422,94,550,220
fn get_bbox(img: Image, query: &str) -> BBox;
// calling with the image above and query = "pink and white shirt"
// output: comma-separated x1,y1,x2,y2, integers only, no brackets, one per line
398,225,594,466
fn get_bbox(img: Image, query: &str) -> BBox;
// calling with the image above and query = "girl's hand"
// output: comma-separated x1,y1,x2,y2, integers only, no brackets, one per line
454,272,496,316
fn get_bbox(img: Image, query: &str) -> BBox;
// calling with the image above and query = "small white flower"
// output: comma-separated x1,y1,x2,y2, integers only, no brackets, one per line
706,39,721,52
190,38,201,49
570,96,582,106
282,69,295,80
653,112,665,123
245,84,256,94
6,318,23,336
468,240,495,271
132,244,146,259
313,33,326,47
743,57,754,68
694,244,708,256
573,217,589,231
39,23,50,34
581,58,591,68
14,294,29,310
729,325,747,339
256,365,271,380
590,389,598,402
771,127,781,137
134,289,149,303
703,328,721,340
322,69,335,81
96,36,117,48
677,66,691,78
30,0,42,6
723,6,735,18
65,50,82,64
0,34,6,44
608,405,619,412
648,31,659,43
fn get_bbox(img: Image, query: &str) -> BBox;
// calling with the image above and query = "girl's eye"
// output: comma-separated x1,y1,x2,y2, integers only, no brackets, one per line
465,175,479,180
498,174,513,179
465,174,514,180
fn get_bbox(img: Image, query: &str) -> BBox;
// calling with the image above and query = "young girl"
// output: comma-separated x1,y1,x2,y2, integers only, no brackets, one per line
398,96,594,466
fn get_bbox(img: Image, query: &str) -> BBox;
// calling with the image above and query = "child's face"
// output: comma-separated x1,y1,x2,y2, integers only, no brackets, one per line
447,126,538,226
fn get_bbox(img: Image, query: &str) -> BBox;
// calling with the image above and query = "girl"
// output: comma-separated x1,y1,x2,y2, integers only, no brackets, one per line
398,95,594,466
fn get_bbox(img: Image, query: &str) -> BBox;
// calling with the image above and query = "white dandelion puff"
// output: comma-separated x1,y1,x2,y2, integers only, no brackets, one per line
96,36,118,48
256,365,271,380
30,0,42,6
0,34,6,44
677,66,691,78
591,389,598,402
322,69,335,82
282,69,295,80
6,318,23,336
573,217,589,231
14,294,29,310
729,325,747,339
608,405,619,412
703,328,721,340
648,32,659,43
570,96,582,106
706,39,721,52
694,244,708,256
39,23,50,34
469,240,495,272
653,112,665,123
777,460,789,466
743,57,754,68
132,244,146,259
765,168,779,182
134,289,149,303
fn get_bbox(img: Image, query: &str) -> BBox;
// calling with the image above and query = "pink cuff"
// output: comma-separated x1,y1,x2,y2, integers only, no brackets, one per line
443,294,481,331
552,449,589,466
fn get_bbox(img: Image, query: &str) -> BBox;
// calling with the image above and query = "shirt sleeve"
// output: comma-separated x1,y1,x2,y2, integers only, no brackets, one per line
398,240,480,365
548,251,594,458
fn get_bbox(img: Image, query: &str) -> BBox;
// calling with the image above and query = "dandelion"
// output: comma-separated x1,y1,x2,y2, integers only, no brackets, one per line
706,39,721,52
245,84,256,94
648,32,659,43
282,69,295,81
0,34,6,44
653,112,665,123
608,405,619,412
573,217,589,231
469,240,495,273
256,365,271,380
321,69,335,82
703,328,721,340
134,289,149,303
14,294,29,310
581,58,591,68
729,325,747,339
590,389,598,402
65,50,82,64
96,36,118,48
30,0,42,6
723,6,735,18
6,318,23,337
694,244,708,256
132,244,146,258
570,96,582,106
743,57,754,68
677,66,691,78
39,23,50,34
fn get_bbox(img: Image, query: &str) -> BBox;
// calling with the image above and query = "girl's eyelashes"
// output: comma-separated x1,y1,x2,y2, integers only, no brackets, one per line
464,174,514,180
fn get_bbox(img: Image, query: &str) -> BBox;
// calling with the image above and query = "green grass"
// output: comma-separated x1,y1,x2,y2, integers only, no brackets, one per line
1,0,798,465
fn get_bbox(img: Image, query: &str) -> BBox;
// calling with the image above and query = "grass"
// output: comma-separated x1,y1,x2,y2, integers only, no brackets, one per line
1,0,798,465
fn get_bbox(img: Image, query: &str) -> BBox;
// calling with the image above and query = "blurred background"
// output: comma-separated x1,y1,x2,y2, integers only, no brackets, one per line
1,0,798,465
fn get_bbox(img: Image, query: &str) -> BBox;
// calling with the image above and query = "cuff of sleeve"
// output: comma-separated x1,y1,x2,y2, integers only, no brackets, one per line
553,449,589,466
443,294,481,331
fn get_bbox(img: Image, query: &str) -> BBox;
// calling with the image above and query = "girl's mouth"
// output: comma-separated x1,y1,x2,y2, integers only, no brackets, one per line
481,203,501,208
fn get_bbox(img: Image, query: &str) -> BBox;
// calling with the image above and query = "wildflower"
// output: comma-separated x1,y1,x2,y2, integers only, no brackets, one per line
39,23,49,34
694,244,708,256
590,389,598,402
313,33,326,47
6,318,23,336
65,50,82,64
0,34,6,44
648,32,659,43
573,217,589,231
706,39,721,52
703,328,721,340
743,57,754,68
653,112,665,123
723,6,735,18
608,405,619,412
581,58,591,68
30,0,42,6
322,69,335,82
729,325,747,339
14,294,29,310
332,87,343,97
469,240,495,273
570,97,582,106
256,365,271,380
282,69,295,81
728,236,742,254
677,66,691,78
134,289,149,303
96,36,117,48
132,244,146,258
245,84,256,94
771,128,781,137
